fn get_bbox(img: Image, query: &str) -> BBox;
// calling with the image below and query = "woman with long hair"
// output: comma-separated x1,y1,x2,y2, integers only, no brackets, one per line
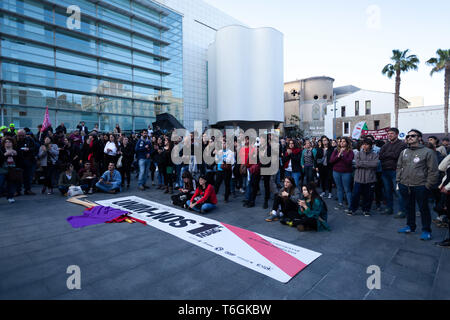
316,135,335,199
1,137,19,203
265,176,301,222
283,139,302,189
296,182,330,231
38,136,59,195
103,134,118,168
171,170,197,207
330,136,354,210
186,174,218,214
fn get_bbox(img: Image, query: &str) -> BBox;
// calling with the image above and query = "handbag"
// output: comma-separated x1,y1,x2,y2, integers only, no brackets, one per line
67,186,84,197
116,155,123,168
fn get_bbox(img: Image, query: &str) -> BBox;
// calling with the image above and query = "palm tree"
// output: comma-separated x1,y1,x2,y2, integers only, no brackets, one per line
382,49,420,128
427,49,450,135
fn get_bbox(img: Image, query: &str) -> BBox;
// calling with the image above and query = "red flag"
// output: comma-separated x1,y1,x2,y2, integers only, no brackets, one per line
41,106,51,132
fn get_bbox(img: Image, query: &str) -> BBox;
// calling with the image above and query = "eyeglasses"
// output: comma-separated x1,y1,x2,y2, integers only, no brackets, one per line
406,134,419,139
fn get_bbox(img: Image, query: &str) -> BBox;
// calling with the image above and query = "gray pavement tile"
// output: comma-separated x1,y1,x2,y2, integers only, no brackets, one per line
391,249,439,275
301,289,335,300
310,260,372,300
0,279,53,300
365,287,421,300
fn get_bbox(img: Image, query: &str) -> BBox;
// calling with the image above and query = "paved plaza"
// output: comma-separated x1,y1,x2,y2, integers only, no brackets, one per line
0,180,449,300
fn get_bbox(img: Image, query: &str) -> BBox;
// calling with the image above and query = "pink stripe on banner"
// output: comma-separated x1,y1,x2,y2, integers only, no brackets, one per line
221,223,307,278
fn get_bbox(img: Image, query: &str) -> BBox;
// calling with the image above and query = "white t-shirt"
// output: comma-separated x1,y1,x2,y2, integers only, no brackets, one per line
104,141,118,156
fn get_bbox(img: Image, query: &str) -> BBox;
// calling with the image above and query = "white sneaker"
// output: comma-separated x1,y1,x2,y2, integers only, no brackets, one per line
320,192,326,197
8,198,15,203
328,193,333,199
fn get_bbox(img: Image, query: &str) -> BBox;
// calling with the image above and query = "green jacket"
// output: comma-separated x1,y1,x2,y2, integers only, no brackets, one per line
396,144,439,189
299,198,331,231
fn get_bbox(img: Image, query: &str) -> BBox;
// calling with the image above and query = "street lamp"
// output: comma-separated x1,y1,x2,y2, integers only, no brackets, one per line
333,93,337,139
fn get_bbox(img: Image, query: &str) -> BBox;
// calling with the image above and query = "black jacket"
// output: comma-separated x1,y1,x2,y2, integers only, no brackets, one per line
379,139,407,171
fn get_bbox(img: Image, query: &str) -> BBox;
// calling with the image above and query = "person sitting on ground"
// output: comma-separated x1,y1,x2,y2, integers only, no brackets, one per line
171,170,197,208
58,163,86,195
78,161,98,194
95,162,122,194
265,176,301,222
186,174,217,214
295,183,331,231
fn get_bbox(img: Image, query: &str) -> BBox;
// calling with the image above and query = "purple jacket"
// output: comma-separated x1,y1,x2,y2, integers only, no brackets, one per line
330,149,354,173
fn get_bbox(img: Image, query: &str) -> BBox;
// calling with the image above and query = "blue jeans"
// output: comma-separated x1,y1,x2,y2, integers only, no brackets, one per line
333,171,353,206
186,200,217,213
398,184,432,232
382,170,405,212
138,158,151,187
284,171,301,189
350,182,375,212
96,181,121,193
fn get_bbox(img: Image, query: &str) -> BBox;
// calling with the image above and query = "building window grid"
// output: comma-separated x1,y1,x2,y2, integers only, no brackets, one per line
0,0,183,129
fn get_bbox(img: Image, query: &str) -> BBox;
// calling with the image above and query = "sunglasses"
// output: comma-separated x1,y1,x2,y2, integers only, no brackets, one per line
406,134,419,139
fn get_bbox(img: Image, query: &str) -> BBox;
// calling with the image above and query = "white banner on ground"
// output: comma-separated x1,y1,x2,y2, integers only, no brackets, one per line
96,196,322,283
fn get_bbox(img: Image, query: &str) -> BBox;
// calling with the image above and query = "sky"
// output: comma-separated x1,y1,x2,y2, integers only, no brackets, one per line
203,0,450,106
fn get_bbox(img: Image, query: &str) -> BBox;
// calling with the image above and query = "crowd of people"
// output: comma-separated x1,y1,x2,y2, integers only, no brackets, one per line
1,122,449,247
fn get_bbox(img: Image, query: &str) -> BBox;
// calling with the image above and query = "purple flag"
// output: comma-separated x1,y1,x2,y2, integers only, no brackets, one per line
67,206,128,228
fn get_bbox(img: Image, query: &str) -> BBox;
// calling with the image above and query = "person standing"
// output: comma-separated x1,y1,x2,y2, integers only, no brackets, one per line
282,140,302,189
214,138,234,203
345,138,379,216
1,137,19,203
301,140,317,186
379,128,407,217
118,136,134,189
103,134,119,168
38,136,59,195
135,130,153,190
316,136,334,199
16,129,36,195
330,137,354,210
397,129,439,241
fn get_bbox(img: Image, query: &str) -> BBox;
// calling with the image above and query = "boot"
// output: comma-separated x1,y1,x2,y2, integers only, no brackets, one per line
164,186,169,194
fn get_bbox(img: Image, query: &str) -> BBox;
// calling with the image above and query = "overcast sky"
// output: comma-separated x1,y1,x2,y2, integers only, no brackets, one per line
203,0,449,106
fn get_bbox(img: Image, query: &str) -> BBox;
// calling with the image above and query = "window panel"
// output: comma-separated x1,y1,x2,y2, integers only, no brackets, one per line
56,91,97,112
2,62,55,87
99,61,132,81
97,79,133,98
98,6,130,28
1,0,52,23
55,30,97,55
98,24,131,46
1,37,54,66
98,96,132,114
1,14,54,44
133,100,156,117
56,50,98,74
2,84,56,108
99,42,132,64
133,84,160,101
56,72,98,92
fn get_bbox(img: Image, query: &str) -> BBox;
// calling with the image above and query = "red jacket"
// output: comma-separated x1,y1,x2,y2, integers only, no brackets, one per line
190,184,218,205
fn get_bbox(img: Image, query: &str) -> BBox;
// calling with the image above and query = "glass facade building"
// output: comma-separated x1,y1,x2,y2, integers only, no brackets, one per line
0,0,183,132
